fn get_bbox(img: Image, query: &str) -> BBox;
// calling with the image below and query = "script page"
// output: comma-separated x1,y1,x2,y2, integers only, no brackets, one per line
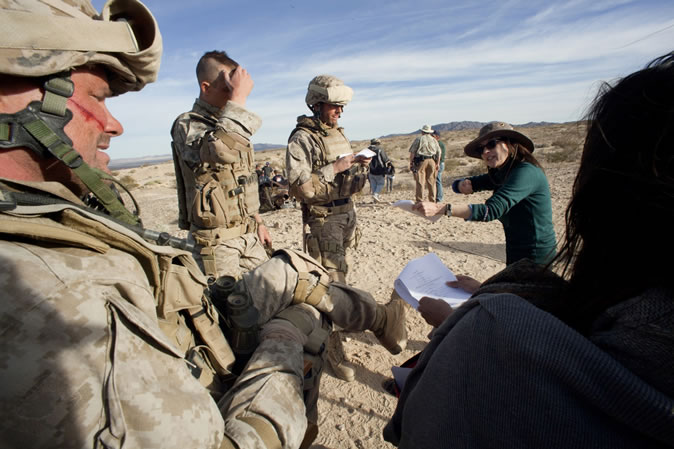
394,252,472,309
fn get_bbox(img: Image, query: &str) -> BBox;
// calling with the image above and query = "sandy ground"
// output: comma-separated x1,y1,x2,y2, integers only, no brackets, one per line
118,160,578,449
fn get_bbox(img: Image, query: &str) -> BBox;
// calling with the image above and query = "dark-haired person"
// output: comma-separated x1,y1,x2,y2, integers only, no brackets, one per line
171,50,272,280
414,121,556,266
385,52,674,449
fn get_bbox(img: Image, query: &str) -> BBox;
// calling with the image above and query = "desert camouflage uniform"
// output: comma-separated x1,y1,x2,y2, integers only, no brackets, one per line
0,179,314,449
171,99,268,279
0,179,396,448
286,115,366,281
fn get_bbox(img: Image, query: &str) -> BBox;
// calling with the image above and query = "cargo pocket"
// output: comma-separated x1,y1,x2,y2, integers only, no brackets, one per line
191,179,228,229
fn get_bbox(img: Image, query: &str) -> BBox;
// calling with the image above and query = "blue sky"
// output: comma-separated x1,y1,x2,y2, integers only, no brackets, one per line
91,0,674,160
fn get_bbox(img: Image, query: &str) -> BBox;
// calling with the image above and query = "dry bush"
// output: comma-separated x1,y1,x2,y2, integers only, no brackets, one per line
119,175,139,190
543,148,581,163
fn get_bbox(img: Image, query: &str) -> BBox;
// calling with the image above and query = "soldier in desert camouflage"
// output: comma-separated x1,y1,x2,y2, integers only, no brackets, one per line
0,2,406,447
286,75,385,382
171,50,272,281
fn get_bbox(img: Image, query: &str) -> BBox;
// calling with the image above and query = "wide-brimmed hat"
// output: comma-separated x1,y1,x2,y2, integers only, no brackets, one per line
370,138,381,145
421,124,434,134
464,121,534,158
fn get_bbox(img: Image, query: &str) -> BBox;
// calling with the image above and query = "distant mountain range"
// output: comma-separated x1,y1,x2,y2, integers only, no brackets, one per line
109,143,285,170
109,122,561,170
382,121,559,138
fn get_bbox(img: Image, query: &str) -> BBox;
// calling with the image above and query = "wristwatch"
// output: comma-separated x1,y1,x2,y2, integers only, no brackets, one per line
445,203,452,217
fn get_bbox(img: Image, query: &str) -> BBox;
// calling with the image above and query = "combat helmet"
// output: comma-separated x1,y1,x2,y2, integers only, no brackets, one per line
0,0,162,225
305,74,353,112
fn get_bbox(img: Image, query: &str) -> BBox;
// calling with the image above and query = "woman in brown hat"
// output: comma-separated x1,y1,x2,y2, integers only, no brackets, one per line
413,121,556,265
386,50,674,449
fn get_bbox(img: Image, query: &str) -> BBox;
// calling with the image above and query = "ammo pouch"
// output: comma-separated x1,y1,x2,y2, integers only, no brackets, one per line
337,170,367,198
191,178,228,229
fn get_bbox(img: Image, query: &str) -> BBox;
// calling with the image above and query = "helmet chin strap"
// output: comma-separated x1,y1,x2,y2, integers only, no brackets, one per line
0,73,142,226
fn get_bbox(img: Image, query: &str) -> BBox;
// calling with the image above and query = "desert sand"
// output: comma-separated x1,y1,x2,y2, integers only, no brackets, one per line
113,124,583,449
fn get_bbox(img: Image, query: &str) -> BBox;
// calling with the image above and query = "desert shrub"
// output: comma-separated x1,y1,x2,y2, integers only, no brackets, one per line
544,147,581,163
551,138,580,151
397,179,416,192
119,175,139,190
144,180,162,186
443,158,463,174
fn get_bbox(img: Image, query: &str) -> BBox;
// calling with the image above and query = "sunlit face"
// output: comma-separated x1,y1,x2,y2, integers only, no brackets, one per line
0,66,122,195
480,138,510,169
319,102,343,127
63,67,123,179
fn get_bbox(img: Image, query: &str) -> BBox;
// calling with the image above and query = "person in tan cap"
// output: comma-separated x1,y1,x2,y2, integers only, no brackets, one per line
414,121,556,266
409,124,441,202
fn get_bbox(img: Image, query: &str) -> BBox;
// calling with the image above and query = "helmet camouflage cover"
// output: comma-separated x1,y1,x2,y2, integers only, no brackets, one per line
0,0,162,95
305,74,353,108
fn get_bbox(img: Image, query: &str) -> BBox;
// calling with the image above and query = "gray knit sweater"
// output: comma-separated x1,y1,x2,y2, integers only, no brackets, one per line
384,263,674,448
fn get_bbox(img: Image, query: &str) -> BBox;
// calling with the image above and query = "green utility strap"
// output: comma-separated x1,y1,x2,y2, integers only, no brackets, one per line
42,76,74,117
0,123,9,141
22,117,140,226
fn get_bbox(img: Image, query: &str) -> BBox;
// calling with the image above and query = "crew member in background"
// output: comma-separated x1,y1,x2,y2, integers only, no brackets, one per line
409,124,440,202
433,129,446,202
367,138,391,202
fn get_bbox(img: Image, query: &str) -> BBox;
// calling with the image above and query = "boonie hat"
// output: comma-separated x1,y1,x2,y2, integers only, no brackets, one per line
464,121,534,159
421,125,434,134
370,138,381,145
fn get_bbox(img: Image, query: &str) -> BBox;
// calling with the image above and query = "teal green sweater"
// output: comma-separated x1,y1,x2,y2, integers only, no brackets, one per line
460,161,556,264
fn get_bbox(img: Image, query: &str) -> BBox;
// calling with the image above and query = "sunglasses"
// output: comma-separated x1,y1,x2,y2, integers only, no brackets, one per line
479,138,503,153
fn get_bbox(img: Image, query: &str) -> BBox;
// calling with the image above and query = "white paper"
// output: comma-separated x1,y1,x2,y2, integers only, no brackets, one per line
392,200,442,223
394,252,472,309
338,148,376,159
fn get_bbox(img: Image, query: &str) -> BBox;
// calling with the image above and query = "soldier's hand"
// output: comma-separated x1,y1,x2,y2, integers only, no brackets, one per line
224,66,254,106
333,153,355,174
355,156,372,167
257,223,272,248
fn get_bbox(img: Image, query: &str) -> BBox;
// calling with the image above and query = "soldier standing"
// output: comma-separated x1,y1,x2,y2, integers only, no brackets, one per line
171,50,272,280
409,124,441,202
0,1,407,447
286,75,371,381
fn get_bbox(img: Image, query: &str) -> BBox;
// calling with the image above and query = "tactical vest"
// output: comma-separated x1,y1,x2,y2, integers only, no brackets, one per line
172,113,260,237
291,116,366,203
0,200,236,394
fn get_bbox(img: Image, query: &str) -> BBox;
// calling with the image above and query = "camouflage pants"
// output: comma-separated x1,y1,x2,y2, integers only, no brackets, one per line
240,254,381,424
190,230,269,279
305,208,358,279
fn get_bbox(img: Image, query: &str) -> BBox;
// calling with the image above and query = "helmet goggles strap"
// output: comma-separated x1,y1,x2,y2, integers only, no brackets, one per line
0,73,141,226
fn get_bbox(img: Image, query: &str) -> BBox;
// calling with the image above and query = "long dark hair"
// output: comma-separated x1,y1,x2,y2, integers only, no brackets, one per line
552,51,674,332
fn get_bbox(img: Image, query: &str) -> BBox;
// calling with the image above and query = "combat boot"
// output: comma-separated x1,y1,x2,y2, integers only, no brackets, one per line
326,332,355,382
371,294,408,355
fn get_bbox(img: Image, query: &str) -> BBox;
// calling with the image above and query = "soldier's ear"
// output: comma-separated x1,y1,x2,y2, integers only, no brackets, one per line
200,80,211,96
